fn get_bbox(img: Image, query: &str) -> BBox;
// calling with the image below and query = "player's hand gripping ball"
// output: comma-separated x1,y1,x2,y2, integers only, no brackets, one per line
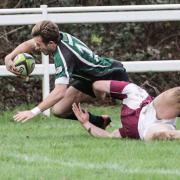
14,53,35,76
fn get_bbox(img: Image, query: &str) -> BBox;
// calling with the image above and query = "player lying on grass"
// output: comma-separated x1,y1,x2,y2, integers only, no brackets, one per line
72,80,180,141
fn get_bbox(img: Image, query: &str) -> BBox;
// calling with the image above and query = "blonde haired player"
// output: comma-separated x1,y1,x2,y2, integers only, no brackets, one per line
72,80,180,141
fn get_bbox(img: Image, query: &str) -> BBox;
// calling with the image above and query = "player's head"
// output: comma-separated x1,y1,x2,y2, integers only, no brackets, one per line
31,20,59,55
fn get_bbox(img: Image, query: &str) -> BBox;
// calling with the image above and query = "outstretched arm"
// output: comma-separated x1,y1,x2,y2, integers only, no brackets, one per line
72,103,121,138
13,84,67,123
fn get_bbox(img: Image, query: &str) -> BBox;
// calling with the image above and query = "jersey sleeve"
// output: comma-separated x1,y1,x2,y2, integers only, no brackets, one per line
54,47,71,85
110,81,129,100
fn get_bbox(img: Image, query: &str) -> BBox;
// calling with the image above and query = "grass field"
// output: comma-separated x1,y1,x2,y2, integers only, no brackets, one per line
0,104,180,180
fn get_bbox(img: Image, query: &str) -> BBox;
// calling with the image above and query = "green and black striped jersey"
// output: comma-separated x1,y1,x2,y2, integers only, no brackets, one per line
53,32,124,85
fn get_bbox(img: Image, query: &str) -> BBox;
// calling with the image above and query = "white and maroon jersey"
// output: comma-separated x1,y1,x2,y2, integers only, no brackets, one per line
110,81,153,139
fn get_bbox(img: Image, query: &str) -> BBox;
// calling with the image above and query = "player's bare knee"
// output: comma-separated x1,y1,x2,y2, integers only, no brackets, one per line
92,81,101,92
51,106,67,118
92,81,104,99
51,108,61,118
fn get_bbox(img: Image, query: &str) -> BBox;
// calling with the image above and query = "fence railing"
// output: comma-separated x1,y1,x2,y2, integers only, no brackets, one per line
1,4,180,115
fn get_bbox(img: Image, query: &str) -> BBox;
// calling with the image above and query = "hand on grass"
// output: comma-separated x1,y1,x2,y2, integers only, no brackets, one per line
13,110,35,123
72,103,89,124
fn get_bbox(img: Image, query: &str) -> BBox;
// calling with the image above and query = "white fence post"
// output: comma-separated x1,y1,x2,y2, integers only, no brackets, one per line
41,4,50,116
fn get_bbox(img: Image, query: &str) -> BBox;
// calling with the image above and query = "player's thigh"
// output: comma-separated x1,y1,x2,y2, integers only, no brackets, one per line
153,87,180,119
144,124,175,141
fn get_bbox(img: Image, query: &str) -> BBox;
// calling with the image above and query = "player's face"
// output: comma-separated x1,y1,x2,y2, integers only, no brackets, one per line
33,36,56,55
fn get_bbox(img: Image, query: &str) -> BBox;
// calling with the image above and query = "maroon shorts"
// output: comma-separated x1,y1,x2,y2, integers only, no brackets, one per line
119,96,153,139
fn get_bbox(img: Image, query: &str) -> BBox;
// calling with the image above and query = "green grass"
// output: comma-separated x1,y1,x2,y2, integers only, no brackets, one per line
0,105,180,180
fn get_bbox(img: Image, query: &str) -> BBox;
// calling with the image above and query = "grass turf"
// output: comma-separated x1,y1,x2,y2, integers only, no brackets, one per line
0,105,179,180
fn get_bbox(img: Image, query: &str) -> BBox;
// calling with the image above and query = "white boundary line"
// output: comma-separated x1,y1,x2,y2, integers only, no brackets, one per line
6,153,180,176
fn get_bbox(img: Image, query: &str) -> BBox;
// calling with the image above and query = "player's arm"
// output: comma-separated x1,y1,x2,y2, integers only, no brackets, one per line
5,39,36,74
13,84,67,123
38,84,67,112
72,103,121,138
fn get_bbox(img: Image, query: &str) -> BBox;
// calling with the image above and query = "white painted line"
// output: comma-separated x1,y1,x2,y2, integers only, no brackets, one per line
6,153,180,176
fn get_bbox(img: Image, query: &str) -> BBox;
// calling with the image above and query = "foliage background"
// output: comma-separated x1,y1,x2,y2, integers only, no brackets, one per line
0,0,180,111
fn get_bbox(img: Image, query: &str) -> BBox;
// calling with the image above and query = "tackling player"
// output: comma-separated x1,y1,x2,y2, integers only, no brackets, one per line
5,20,128,128
72,80,180,141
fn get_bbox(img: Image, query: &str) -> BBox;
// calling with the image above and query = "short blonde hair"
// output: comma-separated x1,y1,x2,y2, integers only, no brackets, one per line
31,20,59,44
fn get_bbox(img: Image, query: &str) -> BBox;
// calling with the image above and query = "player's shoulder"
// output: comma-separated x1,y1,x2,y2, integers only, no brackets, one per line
60,32,75,43
60,31,86,47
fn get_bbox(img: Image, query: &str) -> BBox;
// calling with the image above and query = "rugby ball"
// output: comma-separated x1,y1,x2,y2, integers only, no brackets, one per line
14,53,35,76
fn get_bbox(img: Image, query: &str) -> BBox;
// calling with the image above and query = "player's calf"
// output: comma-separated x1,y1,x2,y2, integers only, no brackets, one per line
52,107,74,119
